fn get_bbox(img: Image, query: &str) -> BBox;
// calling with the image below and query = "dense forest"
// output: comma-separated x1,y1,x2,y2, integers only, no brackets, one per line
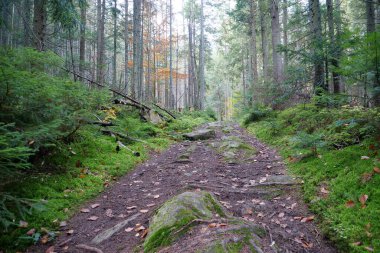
0,0,379,252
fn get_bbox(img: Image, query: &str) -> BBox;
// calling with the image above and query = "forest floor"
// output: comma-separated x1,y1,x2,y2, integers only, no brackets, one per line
28,122,336,253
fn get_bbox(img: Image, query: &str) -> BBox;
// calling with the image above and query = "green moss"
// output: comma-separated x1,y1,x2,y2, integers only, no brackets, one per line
244,104,380,253
144,191,227,253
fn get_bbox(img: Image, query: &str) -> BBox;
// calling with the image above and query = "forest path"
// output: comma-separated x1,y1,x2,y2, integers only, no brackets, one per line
30,122,336,253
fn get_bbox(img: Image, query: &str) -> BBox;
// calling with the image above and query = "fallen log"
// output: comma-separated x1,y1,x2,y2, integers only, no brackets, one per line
101,130,147,144
117,141,140,157
61,67,151,111
152,103,176,119
89,121,115,127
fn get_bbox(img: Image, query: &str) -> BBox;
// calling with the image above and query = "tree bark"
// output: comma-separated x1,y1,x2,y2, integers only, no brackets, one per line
112,0,118,87
199,0,206,109
250,0,258,100
259,0,269,79
124,0,129,93
33,0,47,51
309,0,326,92
327,0,340,93
132,0,142,99
282,0,288,69
270,0,283,84
96,0,106,86
79,2,86,81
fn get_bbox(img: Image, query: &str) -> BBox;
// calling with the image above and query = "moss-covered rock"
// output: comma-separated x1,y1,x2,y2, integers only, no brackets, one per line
143,191,226,252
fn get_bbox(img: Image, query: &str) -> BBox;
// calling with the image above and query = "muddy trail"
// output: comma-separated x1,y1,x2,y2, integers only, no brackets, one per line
30,122,336,253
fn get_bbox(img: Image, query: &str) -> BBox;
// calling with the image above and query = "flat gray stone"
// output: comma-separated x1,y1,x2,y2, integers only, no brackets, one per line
91,213,141,244
183,129,216,141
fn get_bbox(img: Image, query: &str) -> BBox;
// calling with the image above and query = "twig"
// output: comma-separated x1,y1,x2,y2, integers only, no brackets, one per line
76,244,104,253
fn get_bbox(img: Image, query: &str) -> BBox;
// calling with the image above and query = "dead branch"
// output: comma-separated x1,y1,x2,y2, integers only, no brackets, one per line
75,244,104,253
117,141,140,157
101,130,147,144
152,103,176,119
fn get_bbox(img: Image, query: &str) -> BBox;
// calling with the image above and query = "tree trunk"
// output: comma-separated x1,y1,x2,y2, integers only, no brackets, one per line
124,0,129,93
309,0,326,92
23,0,32,46
169,0,174,108
79,2,86,81
96,0,106,86
112,0,118,87
270,0,283,84
250,0,258,101
282,0,288,69
199,0,206,109
259,0,269,79
327,0,340,93
33,0,47,51
366,0,380,106
132,0,142,99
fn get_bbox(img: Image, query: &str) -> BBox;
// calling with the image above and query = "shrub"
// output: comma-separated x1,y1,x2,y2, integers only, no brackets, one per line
242,105,272,126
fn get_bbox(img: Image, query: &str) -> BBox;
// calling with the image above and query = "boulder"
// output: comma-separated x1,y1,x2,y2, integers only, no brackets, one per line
143,191,266,253
143,191,225,252
183,129,216,141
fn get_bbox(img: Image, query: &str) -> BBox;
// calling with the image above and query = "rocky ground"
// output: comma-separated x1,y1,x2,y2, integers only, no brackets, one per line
29,122,336,253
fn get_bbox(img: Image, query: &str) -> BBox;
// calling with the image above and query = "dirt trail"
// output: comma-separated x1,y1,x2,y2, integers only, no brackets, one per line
30,122,336,253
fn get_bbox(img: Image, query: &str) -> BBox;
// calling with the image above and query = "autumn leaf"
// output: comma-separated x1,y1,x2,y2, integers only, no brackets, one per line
140,209,149,213
125,227,134,232
67,229,74,235
345,200,355,208
19,220,28,228
87,216,99,221
80,208,90,213
373,167,380,174
135,225,145,232
361,156,370,160
320,187,329,195
59,221,67,227
26,228,36,236
359,194,368,207
351,242,362,246
361,172,373,183
153,195,160,199
141,229,149,238
40,235,49,244
301,216,315,223
91,203,100,209
45,246,55,253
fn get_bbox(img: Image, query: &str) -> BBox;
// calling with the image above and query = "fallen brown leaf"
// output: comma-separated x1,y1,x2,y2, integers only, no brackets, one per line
126,206,137,210
45,246,55,253
40,235,49,244
125,227,134,232
278,212,285,218
345,200,355,208
105,209,113,217
67,229,74,235
352,242,362,246
19,220,28,228
153,195,160,199
91,203,100,209
87,216,99,221
208,223,217,228
141,229,149,238
80,208,90,213
361,156,370,160
140,209,149,213
26,228,36,236
59,221,67,227
135,226,145,232
364,246,374,252
320,187,329,195
301,216,315,223
374,167,380,174
359,194,368,207
361,173,373,183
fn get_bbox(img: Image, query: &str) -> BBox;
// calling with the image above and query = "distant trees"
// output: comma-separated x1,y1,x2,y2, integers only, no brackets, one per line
223,0,380,112
0,0,203,111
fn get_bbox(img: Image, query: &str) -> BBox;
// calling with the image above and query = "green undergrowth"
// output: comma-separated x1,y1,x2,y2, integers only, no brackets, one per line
242,103,380,253
0,48,212,252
